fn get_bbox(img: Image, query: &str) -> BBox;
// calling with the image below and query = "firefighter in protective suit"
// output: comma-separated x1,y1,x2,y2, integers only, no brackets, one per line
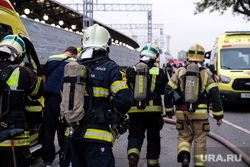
164,44,223,167
126,43,168,167
69,24,133,167
0,35,44,167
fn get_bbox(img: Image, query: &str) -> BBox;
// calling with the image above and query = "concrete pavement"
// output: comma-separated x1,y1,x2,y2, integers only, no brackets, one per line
31,119,248,167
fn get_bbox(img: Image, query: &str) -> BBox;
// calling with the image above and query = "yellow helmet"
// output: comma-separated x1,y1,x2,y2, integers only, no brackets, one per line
82,24,111,52
0,35,26,63
140,43,159,62
187,44,205,62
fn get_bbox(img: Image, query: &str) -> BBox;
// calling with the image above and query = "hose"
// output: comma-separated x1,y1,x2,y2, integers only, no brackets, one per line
163,117,250,166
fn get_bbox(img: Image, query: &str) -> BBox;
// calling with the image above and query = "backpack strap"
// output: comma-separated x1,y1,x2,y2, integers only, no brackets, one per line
46,57,70,79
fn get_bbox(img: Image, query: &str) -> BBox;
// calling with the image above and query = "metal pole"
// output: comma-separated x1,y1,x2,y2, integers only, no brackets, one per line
148,10,152,43
166,35,171,54
83,0,85,30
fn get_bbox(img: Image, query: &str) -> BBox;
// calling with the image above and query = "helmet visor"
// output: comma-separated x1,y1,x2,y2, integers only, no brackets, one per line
0,45,19,62
140,55,153,63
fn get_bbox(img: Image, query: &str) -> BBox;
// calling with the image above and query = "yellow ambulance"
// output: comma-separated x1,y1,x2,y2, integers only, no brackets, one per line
209,31,250,105
0,0,43,153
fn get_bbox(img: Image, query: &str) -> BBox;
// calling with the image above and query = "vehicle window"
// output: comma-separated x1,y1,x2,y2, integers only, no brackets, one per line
221,48,250,69
0,23,13,41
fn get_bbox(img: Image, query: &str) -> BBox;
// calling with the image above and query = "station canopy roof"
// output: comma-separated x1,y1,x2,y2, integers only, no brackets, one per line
10,0,140,49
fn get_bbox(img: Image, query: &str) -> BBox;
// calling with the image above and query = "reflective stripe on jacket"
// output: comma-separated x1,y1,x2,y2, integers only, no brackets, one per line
0,131,30,149
84,128,115,145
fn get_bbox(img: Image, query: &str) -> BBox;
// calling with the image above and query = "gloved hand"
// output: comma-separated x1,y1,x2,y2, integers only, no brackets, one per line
116,115,130,135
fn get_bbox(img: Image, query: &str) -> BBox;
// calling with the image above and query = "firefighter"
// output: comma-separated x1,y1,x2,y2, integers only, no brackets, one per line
126,43,168,167
0,35,44,167
164,44,223,167
69,24,133,167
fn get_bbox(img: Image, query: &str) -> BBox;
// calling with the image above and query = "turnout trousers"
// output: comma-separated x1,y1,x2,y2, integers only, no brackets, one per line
70,138,115,167
176,119,210,167
127,113,164,166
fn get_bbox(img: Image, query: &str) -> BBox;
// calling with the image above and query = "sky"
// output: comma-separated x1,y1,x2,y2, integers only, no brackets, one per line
59,0,250,59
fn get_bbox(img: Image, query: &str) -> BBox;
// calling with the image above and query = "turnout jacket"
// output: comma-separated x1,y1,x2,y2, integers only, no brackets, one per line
80,54,133,146
164,66,223,120
126,62,168,114
0,61,44,150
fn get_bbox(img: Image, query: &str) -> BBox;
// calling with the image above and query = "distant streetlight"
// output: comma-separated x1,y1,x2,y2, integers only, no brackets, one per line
43,15,49,21
71,25,76,30
24,8,30,15
59,20,64,26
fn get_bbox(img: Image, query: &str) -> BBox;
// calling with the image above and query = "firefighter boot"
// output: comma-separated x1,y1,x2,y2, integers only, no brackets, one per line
182,154,189,167
128,155,138,167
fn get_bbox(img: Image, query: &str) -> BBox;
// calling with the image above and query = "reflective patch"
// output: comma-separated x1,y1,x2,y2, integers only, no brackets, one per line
96,67,106,71
101,147,105,152
119,70,127,81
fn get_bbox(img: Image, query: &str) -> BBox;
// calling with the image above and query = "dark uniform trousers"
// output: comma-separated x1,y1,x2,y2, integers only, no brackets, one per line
70,139,115,167
128,113,164,165
0,150,30,167
41,93,67,166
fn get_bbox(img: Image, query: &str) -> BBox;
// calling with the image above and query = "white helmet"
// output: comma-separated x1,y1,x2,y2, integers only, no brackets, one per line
0,35,26,63
140,43,159,63
82,24,111,52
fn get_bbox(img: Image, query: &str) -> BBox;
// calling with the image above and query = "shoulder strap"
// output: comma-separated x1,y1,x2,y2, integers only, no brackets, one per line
47,57,70,79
